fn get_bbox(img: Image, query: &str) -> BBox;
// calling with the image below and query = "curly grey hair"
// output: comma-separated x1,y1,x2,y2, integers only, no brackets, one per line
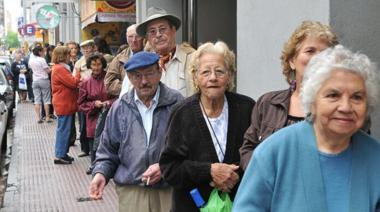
301,45,379,120
189,41,236,92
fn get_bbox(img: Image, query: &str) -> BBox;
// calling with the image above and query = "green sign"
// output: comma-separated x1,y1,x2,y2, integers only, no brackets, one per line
36,5,61,29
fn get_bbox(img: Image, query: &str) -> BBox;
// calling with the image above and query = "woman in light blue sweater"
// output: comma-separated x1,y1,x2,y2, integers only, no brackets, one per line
233,45,380,212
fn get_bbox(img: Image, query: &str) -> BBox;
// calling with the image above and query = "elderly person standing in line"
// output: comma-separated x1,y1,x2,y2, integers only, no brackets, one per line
233,45,380,212
51,46,81,164
104,24,144,96
74,40,96,158
28,46,52,123
78,53,116,174
89,52,184,212
239,21,342,170
136,7,195,97
159,41,255,212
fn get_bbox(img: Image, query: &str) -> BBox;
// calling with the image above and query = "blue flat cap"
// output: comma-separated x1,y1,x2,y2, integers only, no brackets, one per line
124,51,160,72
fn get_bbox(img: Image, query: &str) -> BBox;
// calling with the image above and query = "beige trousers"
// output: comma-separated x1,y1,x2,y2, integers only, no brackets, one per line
115,185,172,212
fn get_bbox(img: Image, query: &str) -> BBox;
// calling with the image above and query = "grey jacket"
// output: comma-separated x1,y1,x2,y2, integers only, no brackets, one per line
93,83,184,187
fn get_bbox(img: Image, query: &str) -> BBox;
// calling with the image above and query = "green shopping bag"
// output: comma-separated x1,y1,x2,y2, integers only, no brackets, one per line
200,189,233,212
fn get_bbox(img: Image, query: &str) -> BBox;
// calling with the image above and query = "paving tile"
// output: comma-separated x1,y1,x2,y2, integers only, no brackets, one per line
2,103,118,212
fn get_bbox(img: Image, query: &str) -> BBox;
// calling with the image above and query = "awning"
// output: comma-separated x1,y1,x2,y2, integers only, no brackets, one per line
81,12,136,29
81,14,97,29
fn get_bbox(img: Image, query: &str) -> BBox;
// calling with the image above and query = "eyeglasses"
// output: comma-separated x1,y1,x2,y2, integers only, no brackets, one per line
147,26,169,37
81,46,93,51
127,35,143,41
130,71,158,81
198,69,228,78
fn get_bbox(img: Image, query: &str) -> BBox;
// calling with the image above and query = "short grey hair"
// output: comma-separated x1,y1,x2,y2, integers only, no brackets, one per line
189,41,236,92
301,45,379,120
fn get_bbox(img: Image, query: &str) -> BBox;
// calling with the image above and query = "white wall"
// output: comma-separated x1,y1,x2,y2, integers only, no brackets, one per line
237,0,329,100
58,3,81,43
330,0,380,139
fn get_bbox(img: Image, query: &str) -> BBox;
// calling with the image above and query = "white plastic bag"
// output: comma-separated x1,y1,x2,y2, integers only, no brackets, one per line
18,73,27,90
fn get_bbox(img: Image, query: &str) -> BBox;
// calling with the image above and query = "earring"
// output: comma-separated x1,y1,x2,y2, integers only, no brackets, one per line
290,70,296,92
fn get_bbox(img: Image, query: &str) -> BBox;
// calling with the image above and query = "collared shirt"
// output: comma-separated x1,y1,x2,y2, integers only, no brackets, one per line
134,86,160,146
119,75,132,98
160,45,186,96
73,56,92,80
118,50,137,98
202,96,229,162
119,45,191,98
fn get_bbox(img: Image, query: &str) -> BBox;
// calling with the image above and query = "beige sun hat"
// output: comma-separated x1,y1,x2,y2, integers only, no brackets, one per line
136,7,181,36
79,39,94,47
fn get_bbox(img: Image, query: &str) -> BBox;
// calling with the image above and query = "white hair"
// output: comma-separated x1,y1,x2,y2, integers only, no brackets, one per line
301,45,379,120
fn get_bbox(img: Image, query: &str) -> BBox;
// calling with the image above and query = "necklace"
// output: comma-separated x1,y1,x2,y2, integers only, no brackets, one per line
199,98,225,160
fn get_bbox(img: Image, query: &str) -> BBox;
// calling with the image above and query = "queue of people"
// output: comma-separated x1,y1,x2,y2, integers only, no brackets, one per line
86,7,380,212
14,5,380,212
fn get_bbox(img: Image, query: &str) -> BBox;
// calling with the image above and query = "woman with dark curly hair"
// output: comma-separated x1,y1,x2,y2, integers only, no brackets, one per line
78,53,116,174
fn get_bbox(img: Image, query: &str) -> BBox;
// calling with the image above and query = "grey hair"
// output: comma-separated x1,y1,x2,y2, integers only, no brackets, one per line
301,44,379,121
189,41,236,92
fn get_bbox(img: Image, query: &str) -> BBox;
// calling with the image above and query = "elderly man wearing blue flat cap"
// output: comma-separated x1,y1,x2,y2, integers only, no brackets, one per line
89,51,184,212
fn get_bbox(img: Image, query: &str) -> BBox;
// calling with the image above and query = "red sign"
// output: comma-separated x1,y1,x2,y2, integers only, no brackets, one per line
106,0,134,9
24,24,36,36
18,24,36,36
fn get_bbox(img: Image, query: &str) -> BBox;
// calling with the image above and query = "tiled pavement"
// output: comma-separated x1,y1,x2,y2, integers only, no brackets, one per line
1,103,118,212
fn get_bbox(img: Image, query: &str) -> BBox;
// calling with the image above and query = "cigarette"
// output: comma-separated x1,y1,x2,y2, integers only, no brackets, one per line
146,177,150,186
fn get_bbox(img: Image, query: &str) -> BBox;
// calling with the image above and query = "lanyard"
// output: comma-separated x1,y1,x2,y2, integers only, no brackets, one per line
199,98,225,159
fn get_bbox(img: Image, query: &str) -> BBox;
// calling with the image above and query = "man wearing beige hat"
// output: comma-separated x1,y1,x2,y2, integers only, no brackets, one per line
74,40,95,80
136,7,195,97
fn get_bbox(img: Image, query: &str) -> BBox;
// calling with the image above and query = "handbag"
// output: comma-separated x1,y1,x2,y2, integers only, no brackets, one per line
200,189,233,212
18,73,27,90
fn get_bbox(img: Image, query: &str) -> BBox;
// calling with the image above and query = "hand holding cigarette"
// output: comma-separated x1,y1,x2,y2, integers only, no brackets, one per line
141,163,161,186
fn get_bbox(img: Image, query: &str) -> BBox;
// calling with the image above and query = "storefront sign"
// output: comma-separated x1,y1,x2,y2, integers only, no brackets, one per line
24,24,36,35
36,5,61,29
97,12,136,22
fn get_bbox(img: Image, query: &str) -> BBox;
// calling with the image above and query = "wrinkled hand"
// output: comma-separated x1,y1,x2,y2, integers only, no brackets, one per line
103,101,110,108
89,173,106,200
210,163,239,192
141,163,161,186
94,100,103,108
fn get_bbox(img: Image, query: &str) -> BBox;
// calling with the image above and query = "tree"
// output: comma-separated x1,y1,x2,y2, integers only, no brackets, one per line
5,31,20,48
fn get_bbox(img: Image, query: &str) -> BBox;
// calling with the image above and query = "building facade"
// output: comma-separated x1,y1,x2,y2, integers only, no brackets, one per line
136,0,380,139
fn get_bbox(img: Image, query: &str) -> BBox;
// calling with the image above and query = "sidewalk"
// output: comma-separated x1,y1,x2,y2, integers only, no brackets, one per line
1,102,117,212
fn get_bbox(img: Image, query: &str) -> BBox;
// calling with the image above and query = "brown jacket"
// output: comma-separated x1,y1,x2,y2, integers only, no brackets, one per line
239,89,291,170
104,48,132,96
239,88,372,170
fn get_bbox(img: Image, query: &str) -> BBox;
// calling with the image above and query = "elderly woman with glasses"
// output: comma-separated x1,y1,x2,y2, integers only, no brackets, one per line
159,41,255,212
233,45,380,212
